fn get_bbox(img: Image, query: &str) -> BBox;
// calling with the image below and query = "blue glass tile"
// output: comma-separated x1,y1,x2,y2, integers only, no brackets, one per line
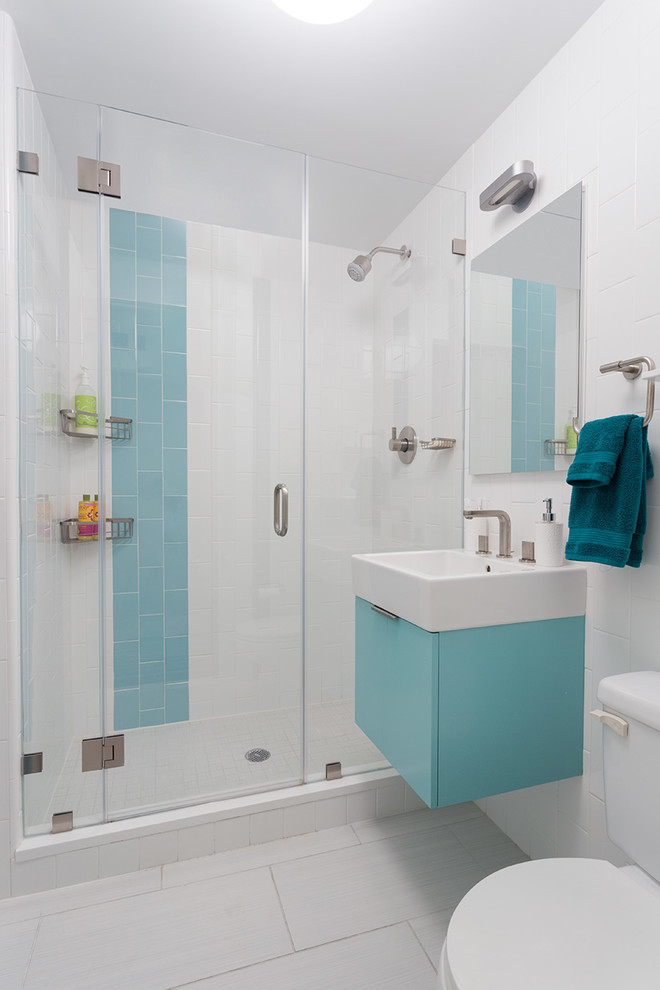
541,357,556,388
512,346,526,385
137,275,162,306
511,307,526,348
110,249,135,301
164,497,188,543
527,364,541,397
163,305,187,353
528,281,542,294
163,218,187,258
511,420,526,459
511,383,526,417
542,313,556,351
541,387,555,424
526,403,541,439
163,401,187,448
139,568,164,615
112,446,138,496
137,213,161,229
137,301,161,327
140,708,164,726
140,683,164,711
165,637,189,682
512,279,527,310
111,347,136,399
138,519,164,567
163,255,186,306
141,659,164,685
527,328,542,367
163,352,187,401
164,589,188,637
138,470,163,516
165,543,188,590
114,689,139,730
110,209,135,251
114,593,139,642
112,544,138,593
137,423,163,472
112,496,138,527
526,442,541,472
139,615,164,660
114,641,139,690
137,324,162,375
542,283,556,313
110,300,136,349
137,374,163,424
527,291,542,331
511,459,526,474
163,448,187,496
165,682,189,723
137,225,161,278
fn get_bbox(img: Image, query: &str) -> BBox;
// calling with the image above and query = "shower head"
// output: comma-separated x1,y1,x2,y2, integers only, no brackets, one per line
347,244,411,282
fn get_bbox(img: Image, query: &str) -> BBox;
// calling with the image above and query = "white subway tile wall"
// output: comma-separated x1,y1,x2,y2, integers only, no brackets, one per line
441,0,660,864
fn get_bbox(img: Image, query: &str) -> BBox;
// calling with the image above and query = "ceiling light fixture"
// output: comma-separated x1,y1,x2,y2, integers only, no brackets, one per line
272,0,376,25
479,161,537,213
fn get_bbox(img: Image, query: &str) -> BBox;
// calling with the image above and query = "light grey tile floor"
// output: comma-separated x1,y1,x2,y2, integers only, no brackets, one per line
1,803,528,990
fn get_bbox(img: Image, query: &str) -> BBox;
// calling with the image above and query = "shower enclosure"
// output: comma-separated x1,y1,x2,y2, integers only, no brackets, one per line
17,89,465,836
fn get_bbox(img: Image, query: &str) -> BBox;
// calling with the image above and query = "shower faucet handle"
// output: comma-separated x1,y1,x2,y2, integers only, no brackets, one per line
389,427,410,453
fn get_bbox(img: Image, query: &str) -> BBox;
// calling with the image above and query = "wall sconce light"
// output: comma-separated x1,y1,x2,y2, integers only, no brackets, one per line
479,160,537,213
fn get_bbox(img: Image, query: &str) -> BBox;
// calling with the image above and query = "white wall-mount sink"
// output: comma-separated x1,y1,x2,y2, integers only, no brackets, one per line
352,549,587,632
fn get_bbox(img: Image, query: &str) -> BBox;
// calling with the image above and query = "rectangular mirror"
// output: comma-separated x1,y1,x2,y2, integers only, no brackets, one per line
469,183,582,475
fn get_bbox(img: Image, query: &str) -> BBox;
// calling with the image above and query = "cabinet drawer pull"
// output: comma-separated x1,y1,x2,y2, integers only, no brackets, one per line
370,604,399,620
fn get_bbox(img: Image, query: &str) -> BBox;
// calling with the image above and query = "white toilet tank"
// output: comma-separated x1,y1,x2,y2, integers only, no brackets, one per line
598,671,660,882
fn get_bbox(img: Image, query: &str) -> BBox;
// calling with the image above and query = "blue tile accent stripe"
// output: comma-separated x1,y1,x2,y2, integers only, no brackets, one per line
110,209,189,729
511,278,556,473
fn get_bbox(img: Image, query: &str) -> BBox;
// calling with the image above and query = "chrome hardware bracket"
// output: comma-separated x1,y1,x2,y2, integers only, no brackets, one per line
52,811,73,833
77,156,121,198
17,151,39,175
21,752,43,775
325,762,342,781
598,355,656,428
82,734,125,771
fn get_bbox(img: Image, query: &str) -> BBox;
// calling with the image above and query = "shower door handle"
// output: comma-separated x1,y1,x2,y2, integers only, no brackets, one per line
274,483,288,537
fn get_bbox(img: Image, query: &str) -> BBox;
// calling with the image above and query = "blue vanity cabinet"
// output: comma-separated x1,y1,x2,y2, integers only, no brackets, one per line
355,596,585,808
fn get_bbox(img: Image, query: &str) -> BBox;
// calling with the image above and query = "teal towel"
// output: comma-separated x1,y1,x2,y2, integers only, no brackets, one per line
565,414,653,568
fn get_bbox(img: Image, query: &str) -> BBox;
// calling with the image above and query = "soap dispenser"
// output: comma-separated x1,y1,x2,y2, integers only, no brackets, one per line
535,498,565,567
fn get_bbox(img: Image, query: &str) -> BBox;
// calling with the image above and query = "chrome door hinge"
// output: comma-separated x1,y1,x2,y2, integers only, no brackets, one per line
82,734,125,771
21,752,43,775
325,761,342,780
77,156,121,198
451,238,467,256
52,811,73,833
17,151,39,175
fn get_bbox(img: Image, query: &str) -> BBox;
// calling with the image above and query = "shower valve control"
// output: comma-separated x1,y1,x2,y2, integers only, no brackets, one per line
389,426,418,464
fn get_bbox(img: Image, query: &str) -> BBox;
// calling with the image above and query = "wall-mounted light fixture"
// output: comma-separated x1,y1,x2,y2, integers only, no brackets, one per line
479,160,537,213
272,0,376,24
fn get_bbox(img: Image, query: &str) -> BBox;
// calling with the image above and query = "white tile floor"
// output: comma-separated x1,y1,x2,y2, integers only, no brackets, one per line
1,802,528,989
25,700,387,831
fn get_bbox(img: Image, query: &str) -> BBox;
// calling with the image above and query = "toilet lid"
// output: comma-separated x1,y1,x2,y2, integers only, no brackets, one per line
445,858,660,990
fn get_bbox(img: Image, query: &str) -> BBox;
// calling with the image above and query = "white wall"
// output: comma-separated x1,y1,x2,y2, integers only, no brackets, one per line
443,0,660,863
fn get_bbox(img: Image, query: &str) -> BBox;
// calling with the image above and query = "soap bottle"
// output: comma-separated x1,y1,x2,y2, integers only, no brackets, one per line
565,409,578,452
90,494,99,541
535,498,565,567
75,366,97,435
78,494,94,541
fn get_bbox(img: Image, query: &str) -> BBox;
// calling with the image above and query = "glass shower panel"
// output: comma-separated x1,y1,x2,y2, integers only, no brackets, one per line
18,90,105,834
98,109,305,817
305,157,466,780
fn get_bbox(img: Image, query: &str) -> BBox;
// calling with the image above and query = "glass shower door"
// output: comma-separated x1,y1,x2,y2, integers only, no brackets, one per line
18,89,106,834
98,108,305,818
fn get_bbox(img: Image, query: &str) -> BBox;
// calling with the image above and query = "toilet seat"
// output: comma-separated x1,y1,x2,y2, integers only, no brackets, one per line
441,858,660,990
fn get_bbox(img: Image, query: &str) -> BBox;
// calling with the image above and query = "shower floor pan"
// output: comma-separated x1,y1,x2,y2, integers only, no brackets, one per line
27,700,387,831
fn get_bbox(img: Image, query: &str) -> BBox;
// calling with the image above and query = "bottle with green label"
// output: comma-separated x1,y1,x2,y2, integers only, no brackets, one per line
565,408,577,452
75,366,97,435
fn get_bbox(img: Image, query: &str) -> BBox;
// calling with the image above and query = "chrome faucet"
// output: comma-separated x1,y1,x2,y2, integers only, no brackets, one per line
463,509,512,559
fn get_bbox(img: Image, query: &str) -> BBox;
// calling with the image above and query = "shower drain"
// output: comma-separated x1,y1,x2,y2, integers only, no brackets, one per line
245,748,271,763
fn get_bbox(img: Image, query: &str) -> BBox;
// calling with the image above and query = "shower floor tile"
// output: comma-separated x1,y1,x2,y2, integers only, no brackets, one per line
28,700,386,830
